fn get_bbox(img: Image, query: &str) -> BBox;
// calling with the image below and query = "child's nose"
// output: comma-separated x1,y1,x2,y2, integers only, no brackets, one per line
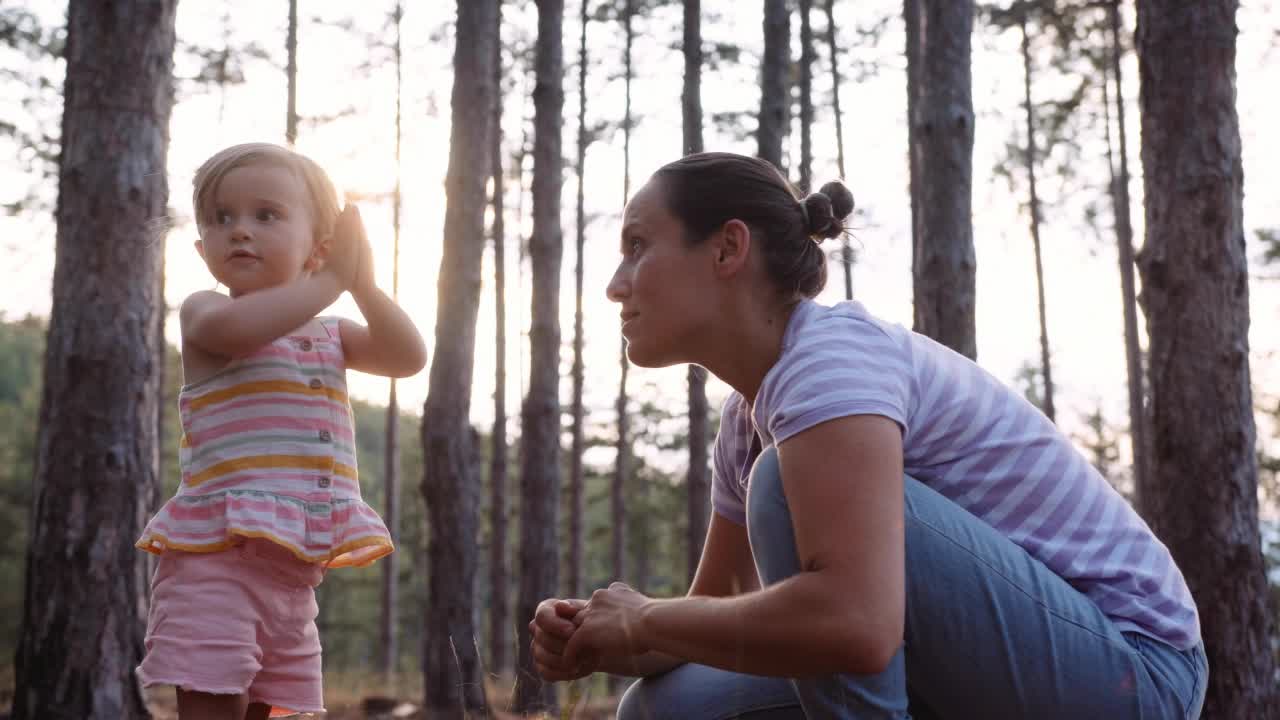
229,221,251,242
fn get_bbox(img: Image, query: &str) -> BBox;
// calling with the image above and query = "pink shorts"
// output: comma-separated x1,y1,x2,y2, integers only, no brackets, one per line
137,539,326,714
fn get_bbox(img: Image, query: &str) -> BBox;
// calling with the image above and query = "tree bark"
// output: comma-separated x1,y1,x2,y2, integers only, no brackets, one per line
568,0,589,602
905,0,976,360
512,0,565,712
1019,10,1055,422
487,0,511,676
379,0,404,678
826,0,854,299
798,0,815,193
12,1,177,717
420,0,497,713
286,0,298,145
1103,0,1148,495
1134,1,1278,716
758,0,790,170
683,0,710,586
614,0,635,594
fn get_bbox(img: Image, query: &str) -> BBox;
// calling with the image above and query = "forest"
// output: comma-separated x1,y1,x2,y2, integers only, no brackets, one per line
1,0,1278,718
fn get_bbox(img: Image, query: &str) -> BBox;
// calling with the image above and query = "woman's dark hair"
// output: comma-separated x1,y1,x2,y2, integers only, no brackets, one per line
652,152,854,299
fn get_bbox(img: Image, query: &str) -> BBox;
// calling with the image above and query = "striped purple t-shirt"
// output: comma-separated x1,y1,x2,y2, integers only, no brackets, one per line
711,299,1200,650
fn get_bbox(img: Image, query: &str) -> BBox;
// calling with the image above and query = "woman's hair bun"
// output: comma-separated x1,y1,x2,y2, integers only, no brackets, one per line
801,180,855,240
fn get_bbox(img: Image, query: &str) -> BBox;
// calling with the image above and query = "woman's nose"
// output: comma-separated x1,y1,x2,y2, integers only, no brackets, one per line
606,264,629,303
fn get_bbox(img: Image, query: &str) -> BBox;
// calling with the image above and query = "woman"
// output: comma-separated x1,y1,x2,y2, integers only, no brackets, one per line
530,152,1207,719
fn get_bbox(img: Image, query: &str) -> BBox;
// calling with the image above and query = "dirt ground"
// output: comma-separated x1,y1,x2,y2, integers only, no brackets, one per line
2,672,620,719
142,685,620,719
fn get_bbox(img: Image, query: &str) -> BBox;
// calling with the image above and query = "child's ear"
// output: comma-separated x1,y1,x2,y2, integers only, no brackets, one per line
304,236,329,271
193,238,205,260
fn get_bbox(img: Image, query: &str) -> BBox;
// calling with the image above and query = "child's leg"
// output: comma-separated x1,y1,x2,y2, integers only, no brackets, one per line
176,688,248,720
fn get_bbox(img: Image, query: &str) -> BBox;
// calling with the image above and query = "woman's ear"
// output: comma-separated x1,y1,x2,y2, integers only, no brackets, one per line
712,219,752,279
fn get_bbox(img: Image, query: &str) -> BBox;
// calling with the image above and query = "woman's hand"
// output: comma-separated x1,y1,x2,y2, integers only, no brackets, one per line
530,598,596,682
563,582,653,666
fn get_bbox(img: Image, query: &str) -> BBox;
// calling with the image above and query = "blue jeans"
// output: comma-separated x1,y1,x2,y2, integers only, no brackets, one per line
617,448,1208,719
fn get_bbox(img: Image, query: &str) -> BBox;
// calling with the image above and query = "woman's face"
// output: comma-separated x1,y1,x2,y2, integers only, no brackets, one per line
606,180,719,368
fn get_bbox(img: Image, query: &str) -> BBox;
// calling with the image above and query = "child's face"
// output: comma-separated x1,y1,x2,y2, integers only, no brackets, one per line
196,162,320,296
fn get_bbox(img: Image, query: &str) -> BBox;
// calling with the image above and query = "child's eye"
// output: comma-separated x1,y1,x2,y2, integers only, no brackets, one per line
627,238,642,256
214,210,231,225
256,209,279,222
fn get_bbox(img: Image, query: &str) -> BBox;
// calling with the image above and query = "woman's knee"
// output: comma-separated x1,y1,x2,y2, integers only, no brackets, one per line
745,446,787,535
746,447,802,585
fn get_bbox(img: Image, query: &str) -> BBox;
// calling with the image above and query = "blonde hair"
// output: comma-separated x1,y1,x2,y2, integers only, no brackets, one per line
192,143,341,243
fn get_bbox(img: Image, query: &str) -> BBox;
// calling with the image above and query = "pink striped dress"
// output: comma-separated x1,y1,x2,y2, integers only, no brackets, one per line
137,317,393,568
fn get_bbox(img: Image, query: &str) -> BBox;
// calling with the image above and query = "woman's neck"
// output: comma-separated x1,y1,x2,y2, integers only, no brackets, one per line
699,299,800,406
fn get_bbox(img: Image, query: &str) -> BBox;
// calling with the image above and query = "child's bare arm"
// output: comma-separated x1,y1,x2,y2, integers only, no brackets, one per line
180,273,343,359
340,293,427,378
331,205,427,378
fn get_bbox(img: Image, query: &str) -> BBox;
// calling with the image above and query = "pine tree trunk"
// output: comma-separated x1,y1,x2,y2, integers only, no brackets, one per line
759,0,790,170
12,2,176,717
614,0,635,592
1134,1,1278,716
798,0,815,193
487,0,511,676
683,0,710,586
1019,12,1054,422
568,0,589,602
512,0,565,712
379,0,404,678
826,0,853,299
905,0,976,360
1104,0,1148,494
420,0,497,713
286,0,298,145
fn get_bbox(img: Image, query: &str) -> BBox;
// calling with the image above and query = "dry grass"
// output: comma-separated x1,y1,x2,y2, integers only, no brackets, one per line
140,671,620,720
4,666,620,719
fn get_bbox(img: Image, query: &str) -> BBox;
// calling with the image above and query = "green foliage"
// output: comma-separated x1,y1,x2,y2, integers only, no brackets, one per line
1258,228,1280,267
0,6,62,217
316,398,427,672
0,316,44,661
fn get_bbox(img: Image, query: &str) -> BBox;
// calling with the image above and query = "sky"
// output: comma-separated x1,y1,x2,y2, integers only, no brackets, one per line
3,0,1279,477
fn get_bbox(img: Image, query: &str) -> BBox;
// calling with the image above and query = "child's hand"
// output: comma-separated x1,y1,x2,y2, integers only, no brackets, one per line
332,203,373,295
326,205,376,296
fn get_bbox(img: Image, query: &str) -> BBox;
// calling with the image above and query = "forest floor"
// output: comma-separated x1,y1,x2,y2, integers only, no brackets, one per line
1,668,621,719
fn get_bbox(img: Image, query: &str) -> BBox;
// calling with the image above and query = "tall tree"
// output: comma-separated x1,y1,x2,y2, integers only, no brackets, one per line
12,1,177,717
613,0,635,596
825,0,853,299
1135,1,1278,716
420,0,498,713
798,0,815,192
513,0,565,712
1017,4,1055,422
379,0,404,678
905,0,976,359
568,0,590,602
1101,0,1147,493
488,0,511,676
286,0,298,145
682,0,710,586
758,0,790,169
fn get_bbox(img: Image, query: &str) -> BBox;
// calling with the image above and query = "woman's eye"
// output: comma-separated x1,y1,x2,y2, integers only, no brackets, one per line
629,238,642,255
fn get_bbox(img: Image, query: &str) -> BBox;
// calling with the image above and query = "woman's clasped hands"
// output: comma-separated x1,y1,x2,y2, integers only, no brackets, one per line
529,582,653,681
